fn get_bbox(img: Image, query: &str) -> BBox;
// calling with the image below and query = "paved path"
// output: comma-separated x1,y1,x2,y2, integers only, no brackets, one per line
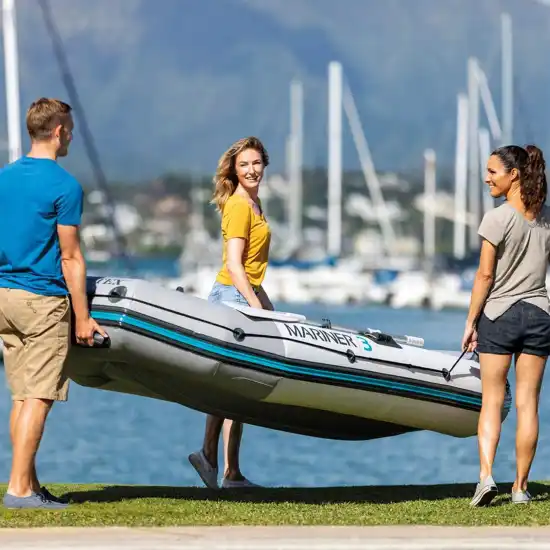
2,526,550,549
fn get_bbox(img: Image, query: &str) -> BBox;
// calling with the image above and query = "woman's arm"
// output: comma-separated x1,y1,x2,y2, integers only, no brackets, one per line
226,237,263,309
465,238,498,327
257,285,274,311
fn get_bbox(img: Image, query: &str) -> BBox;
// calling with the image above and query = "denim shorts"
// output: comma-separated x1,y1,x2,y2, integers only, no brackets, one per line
477,300,550,357
208,281,257,306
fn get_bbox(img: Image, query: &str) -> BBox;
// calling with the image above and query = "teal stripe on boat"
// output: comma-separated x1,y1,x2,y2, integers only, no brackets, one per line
92,311,482,407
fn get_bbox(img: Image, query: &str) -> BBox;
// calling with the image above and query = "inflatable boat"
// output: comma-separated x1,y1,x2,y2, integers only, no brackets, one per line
65,277,512,441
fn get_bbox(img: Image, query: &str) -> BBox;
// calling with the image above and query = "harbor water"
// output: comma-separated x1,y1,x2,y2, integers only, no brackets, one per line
0,301,547,488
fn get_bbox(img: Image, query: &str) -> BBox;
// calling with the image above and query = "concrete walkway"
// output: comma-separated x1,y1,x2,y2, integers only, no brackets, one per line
2,526,550,549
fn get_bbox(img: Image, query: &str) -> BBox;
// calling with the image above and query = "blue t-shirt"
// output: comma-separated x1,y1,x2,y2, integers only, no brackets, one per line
0,156,84,296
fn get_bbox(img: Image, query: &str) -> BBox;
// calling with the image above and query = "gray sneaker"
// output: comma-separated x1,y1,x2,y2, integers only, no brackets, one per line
3,491,69,510
470,475,498,507
512,490,532,504
188,450,219,489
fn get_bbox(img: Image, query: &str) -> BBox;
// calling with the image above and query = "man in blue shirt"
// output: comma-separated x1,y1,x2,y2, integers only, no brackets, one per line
0,97,107,509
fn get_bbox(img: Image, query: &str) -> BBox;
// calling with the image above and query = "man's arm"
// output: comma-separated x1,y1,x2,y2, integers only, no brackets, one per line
57,224,107,346
58,225,87,319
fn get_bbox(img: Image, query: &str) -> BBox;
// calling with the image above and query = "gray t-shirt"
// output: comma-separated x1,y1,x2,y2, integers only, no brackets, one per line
478,202,550,320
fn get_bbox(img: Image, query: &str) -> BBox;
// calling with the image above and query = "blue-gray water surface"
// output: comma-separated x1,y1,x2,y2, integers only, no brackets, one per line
0,303,546,488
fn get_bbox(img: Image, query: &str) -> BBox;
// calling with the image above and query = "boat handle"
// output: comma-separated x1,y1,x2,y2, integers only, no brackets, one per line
442,349,468,382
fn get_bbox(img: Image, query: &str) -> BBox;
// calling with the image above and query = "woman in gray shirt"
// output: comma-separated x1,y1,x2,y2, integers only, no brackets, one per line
463,144,550,507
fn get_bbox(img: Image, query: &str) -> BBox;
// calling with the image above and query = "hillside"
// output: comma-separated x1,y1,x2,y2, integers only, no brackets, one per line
1,0,548,182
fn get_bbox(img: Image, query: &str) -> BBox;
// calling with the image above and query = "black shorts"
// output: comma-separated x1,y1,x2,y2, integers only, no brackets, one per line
477,300,550,357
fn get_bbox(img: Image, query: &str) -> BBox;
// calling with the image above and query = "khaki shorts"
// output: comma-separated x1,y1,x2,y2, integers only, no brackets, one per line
0,288,71,401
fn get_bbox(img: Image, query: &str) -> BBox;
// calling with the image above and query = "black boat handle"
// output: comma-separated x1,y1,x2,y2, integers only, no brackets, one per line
76,332,110,348
442,349,468,382
93,332,109,346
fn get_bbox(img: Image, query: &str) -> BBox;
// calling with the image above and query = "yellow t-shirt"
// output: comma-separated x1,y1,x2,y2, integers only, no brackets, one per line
216,194,271,287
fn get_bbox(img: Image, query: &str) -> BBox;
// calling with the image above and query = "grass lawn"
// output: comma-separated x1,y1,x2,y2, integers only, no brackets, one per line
0,482,550,527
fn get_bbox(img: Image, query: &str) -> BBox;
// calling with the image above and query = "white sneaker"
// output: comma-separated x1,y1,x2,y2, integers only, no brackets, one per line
221,477,261,489
511,489,532,504
188,450,219,489
470,475,498,507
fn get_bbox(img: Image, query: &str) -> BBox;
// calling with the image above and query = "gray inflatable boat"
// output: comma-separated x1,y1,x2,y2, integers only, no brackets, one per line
65,276,512,441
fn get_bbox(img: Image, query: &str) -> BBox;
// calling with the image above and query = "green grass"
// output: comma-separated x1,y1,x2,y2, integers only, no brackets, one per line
1,482,550,527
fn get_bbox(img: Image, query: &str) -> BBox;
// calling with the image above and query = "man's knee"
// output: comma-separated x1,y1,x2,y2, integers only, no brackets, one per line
28,397,54,406
22,397,55,413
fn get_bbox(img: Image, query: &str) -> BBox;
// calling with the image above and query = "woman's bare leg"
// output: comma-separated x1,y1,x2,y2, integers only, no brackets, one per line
477,353,512,480
513,352,546,492
202,414,224,468
222,419,244,481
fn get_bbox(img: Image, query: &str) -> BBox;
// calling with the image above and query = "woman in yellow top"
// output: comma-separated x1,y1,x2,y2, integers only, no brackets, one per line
189,136,273,489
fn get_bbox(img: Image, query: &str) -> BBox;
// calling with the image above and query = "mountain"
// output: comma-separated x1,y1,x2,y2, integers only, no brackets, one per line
1,0,549,183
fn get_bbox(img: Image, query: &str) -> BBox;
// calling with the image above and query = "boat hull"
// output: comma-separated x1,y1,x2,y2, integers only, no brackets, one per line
65,277,512,441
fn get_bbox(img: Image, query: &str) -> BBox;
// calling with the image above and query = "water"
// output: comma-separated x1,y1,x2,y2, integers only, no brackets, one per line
0,302,548,488
87,256,180,280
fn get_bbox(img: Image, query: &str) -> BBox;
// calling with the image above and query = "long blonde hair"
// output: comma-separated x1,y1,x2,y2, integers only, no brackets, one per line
211,136,270,212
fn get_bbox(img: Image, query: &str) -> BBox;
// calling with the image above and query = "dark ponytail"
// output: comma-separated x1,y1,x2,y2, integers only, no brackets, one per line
492,144,548,215
523,145,547,215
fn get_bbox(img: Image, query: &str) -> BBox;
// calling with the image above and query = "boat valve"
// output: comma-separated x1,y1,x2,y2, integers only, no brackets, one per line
233,328,246,342
108,286,127,303
346,349,356,363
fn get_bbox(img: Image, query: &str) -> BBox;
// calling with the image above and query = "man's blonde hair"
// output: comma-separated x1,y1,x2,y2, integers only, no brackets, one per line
26,97,72,141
